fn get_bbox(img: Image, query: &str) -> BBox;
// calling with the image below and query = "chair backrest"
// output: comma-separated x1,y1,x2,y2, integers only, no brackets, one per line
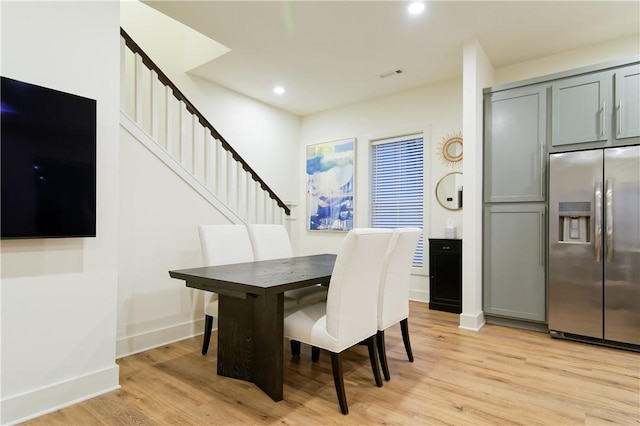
198,224,254,266
325,228,394,350
378,228,422,330
246,224,293,261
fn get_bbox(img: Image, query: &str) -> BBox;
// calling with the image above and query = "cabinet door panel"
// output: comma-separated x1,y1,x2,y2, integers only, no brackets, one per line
615,64,640,140
551,71,611,146
483,204,546,322
484,85,546,203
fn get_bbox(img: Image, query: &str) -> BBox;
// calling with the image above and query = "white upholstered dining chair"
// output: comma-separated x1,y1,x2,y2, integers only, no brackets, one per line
283,228,394,415
247,224,329,307
376,227,422,381
198,224,254,355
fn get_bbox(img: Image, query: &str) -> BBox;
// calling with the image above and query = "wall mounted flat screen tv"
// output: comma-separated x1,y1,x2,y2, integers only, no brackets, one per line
1,76,97,239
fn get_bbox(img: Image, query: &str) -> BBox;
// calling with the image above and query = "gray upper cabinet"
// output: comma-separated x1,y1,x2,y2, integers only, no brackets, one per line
483,203,546,322
615,64,640,140
551,70,612,147
484,85,546,203
552,63,640,147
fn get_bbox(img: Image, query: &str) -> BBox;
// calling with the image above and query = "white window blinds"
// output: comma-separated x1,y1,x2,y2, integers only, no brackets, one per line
371,135,424,265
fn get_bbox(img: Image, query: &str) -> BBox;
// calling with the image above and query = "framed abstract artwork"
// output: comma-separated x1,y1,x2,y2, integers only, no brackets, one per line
306,138,355,231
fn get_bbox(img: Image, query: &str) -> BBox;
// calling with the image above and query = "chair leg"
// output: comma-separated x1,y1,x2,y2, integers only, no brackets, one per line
367,335,383,387
311,346,320,362
290,340,301,357
330,352,348,415
400,318,414,362
376,330,391,381
202,315,213,355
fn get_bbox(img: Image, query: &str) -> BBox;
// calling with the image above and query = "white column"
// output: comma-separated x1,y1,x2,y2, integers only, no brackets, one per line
460,39,494,331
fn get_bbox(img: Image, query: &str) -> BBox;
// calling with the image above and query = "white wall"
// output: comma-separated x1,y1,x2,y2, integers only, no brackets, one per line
494,35,639,86
299,79,463,301
0,2,121,424
117,125,232,357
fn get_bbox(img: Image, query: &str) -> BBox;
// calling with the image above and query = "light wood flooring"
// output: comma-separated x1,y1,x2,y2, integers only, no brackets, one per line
24,302,639,425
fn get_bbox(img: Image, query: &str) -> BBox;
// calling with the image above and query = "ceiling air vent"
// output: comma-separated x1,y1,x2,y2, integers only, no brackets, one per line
379,69,404,79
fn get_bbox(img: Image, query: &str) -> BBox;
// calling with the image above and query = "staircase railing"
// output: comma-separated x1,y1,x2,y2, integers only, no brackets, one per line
120,28,290,223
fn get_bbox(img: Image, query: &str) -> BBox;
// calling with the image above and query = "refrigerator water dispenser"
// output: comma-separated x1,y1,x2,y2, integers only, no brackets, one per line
558,201,591,243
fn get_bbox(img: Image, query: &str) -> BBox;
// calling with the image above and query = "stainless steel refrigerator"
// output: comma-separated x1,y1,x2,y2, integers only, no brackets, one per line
549,146,640,349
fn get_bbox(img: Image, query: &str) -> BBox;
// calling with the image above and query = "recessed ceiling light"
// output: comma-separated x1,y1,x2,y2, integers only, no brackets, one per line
407,2,425,15
273,86,285,95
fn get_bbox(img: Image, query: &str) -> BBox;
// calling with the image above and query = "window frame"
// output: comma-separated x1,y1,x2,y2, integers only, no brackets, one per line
369,132,427,274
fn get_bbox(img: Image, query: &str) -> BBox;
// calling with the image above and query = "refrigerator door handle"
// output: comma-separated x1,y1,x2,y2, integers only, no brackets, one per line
595,180,602,262
605,179,613,262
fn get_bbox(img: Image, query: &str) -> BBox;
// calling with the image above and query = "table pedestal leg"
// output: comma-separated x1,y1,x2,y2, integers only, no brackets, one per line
217,293,284,401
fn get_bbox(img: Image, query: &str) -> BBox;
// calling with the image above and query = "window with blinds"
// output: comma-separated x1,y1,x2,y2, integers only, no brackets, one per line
371,134,424,266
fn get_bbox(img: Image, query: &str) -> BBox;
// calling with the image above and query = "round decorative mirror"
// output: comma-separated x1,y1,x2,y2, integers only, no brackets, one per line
439,133,463,166
436,172,463,210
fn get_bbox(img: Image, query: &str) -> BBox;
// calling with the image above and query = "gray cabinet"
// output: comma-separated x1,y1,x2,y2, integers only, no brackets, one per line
483,84,547,323
615,64,640,139
551,70,611,147
551,63,640,147
483,59,638,327
484,85,546,203
483,204,546,322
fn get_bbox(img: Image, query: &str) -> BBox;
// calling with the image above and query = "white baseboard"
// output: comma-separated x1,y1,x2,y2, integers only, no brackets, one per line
116,318,205,359
1,365,120,426
409,289,429,303
459,311,486,331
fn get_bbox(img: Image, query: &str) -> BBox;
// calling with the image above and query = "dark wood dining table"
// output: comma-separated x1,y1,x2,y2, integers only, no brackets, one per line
169,253,336,402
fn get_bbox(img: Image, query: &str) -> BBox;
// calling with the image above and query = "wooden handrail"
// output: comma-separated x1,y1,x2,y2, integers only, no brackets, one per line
120,28,290,216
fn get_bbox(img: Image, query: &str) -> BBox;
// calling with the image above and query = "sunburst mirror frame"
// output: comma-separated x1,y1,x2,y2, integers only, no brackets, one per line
438,132,463,166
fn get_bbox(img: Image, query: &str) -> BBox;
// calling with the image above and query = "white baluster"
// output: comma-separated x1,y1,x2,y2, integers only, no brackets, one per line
120,37,127,112
236,168,246,221
236,162,244,214
150,71,160,140
134,54,144,125
248,180,255,223
205,133,216,191
215,142,225,201
179,101,188,168
270,200,278,225
264,192,271,224
244,172,253,222
165,89,174,155
258,187,266,223
188,113,196,174
193,124,204,184
227,152,237,211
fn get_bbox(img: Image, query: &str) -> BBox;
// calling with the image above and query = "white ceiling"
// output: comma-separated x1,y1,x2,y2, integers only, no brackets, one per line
144,1,639,116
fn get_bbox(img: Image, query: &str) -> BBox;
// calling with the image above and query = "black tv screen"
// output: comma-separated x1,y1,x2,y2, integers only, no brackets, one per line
1,76,97,239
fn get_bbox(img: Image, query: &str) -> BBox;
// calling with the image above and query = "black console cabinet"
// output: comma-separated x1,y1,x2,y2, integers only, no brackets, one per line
429,239,462,313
